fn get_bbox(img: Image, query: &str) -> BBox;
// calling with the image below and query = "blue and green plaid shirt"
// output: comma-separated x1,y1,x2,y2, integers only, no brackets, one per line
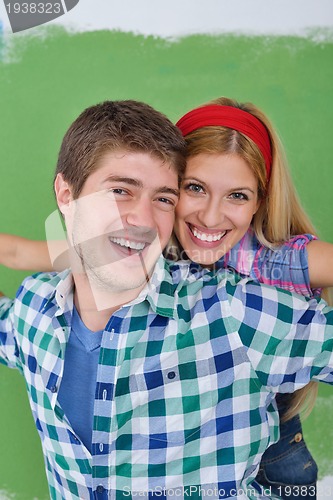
1,256,333,500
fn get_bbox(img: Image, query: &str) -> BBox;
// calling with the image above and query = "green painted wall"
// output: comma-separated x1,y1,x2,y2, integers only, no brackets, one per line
0,28,332,499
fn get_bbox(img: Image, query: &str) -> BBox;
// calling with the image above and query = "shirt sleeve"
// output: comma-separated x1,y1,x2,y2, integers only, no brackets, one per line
251,234,320,297
0,296,20,369
226,277,333,393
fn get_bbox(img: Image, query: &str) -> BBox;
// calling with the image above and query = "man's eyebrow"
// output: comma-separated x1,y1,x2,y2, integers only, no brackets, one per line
104,176,179,198
156,187,180,198
104,176,143,187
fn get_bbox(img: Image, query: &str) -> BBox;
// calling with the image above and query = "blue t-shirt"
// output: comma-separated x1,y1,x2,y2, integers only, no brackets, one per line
58,307,103,452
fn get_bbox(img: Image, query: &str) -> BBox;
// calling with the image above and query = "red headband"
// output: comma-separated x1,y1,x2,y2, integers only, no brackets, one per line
176,105,272,180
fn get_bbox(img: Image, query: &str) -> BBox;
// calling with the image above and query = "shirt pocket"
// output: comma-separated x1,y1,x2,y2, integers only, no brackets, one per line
132,351,218,445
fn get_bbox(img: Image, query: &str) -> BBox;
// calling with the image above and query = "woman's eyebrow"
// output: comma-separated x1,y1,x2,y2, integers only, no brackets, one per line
228,187,256,194
182,176,206,186
182,177,255,194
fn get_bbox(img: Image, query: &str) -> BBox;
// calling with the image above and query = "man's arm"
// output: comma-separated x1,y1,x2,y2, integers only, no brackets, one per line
0,292,21,369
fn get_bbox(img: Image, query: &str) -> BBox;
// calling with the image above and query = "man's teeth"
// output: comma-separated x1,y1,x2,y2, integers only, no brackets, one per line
110,237,145,251
191,227,227,242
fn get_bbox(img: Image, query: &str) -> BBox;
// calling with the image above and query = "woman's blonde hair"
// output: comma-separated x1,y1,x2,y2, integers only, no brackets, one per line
176,96,332,421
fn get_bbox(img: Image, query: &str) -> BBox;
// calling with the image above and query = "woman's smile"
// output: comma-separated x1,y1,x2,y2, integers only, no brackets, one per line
174,152,260,266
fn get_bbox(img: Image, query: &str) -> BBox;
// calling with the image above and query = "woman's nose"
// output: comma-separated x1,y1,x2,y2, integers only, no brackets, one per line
197,199,226,228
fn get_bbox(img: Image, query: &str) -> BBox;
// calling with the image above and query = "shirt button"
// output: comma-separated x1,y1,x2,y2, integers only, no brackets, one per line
96,485,105,493
50,386,58,393
167,371,176,380
294,432,303,443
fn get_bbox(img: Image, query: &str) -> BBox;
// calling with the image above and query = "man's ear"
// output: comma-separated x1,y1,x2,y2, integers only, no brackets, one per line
54,174,73,216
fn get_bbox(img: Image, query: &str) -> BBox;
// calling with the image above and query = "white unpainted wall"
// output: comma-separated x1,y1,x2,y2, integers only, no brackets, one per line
0,0,333,37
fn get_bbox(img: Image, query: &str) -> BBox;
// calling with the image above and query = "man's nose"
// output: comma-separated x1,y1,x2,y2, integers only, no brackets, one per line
125,196,156,229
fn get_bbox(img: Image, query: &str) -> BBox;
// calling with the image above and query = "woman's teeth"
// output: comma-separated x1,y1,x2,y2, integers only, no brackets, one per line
110,237,145,251
191,227,227,242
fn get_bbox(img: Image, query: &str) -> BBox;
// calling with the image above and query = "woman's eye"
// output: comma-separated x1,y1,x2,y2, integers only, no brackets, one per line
184,183,205,194
229,192,249,201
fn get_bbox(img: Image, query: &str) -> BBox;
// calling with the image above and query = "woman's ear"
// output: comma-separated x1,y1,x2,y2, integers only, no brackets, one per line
54,174,73,216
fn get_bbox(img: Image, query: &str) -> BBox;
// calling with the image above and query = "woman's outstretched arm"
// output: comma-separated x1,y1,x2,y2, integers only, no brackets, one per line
0,234,68,272
307,239,333,288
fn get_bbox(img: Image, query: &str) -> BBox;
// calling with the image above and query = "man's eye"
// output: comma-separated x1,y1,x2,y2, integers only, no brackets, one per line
109,188,128,195
158,197,177,207
156,197,177,211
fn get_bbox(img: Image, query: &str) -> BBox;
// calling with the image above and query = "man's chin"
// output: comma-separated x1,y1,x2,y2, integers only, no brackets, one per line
87,262,150,291
85,267,149,311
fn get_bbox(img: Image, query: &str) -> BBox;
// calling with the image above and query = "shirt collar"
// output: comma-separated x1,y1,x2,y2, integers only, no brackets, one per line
39,270,74,316
55,270,74,315
44,256,192,320
125,255,191,318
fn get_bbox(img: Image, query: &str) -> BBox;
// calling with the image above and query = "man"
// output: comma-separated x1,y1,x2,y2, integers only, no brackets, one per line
0,100,333,500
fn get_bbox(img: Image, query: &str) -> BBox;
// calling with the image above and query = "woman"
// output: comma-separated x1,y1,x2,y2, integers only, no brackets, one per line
173,96,333,499
1,97,333,498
